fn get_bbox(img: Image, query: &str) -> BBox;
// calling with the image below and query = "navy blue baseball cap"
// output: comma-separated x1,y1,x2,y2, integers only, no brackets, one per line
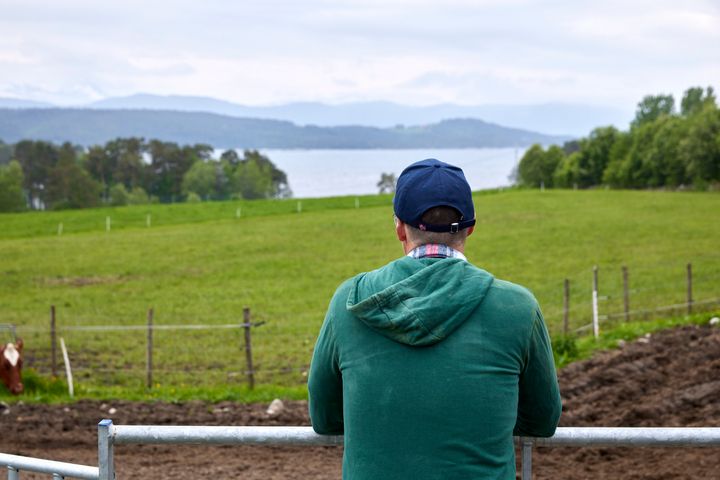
393,158,476,233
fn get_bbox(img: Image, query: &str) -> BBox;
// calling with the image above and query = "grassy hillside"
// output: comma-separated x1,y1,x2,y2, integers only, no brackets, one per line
1,189,718,393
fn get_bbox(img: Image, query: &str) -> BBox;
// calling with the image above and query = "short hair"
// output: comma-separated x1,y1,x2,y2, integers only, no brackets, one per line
404,206,469,248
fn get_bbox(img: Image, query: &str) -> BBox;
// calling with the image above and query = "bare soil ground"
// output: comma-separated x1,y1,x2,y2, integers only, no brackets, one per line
2,324,719,479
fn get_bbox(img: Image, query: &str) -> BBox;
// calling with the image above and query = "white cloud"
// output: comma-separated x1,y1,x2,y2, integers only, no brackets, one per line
0,0,717,107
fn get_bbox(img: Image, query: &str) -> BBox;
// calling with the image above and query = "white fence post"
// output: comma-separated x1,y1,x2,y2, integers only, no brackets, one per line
592,266,599,339
60,337,74,397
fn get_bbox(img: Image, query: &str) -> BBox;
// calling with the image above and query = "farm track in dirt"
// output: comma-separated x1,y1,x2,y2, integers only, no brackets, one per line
2,324,719,479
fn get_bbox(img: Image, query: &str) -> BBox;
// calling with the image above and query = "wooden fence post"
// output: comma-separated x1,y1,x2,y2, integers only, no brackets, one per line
686,263,693,314
243,307,255,390
146,308,154,389
563,279,570,335
622,266,630,322
50,305,57,377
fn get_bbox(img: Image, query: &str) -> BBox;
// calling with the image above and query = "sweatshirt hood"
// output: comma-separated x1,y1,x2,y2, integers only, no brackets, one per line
346,256,494,346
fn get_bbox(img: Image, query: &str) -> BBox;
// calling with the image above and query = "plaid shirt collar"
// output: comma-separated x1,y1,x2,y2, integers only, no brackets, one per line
407,243,467,261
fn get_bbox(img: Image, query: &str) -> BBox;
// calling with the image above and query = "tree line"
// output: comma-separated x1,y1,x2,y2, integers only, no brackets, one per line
0,138,291,212
515,86,719,189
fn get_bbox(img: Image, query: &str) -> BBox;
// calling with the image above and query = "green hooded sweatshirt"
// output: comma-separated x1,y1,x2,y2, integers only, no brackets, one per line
309,256,561,480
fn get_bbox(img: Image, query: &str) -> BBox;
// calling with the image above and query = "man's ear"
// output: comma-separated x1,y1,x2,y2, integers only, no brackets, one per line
395,219,408,242
466,226,474,237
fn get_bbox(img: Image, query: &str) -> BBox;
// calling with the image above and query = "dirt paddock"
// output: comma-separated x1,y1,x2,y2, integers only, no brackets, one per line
2,324,719,479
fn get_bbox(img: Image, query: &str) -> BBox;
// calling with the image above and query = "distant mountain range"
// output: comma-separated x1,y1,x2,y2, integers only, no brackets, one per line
0,97,54,109
0,94,633,136
0,108,569,148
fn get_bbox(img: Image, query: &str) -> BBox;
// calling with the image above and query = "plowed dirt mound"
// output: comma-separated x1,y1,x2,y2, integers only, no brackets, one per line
2,324,719,479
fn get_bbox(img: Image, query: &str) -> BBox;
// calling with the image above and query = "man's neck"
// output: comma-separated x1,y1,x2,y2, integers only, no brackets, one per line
406,243,467,261
403,241,465,255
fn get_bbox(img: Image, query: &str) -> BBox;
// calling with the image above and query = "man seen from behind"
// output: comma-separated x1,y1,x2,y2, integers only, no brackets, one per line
308,158,562,479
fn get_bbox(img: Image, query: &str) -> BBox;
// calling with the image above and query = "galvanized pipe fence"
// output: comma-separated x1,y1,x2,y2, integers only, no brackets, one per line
3,423,720,479
0,453,98,480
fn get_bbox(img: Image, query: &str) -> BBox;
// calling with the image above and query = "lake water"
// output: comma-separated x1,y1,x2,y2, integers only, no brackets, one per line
229,148,525,198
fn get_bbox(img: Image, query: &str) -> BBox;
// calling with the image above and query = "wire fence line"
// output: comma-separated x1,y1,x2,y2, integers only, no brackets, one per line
9,259,720,390
17,309,312,389
19,323,246,332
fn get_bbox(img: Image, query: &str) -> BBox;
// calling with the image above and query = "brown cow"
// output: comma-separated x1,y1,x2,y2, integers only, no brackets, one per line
0,339,23,395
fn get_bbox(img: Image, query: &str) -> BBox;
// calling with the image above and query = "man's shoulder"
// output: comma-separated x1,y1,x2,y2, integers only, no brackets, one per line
333,257,408,290
482,274,539,312
327,257,413,311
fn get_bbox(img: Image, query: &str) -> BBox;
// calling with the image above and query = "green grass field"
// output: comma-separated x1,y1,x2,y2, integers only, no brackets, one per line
1,189,719,396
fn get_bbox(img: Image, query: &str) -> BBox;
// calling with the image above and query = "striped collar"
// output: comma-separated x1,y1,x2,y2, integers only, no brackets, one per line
407,244,467,261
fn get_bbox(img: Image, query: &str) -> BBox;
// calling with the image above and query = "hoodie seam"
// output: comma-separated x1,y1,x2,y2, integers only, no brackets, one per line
396,295,445,343
372,289,443,343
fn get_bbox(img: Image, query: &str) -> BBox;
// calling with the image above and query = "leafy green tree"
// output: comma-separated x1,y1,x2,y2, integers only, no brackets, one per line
517,144,564,188
145,141,210,202
245,150,291,198
681,86,716,117
46,143,101,209
0,140,12,166
632,94,675,127
561,140,581,156
606,116,687,188
229,150,291,199
85,145,115,202
680,102,720,185
550,127,618,188
553,152,581,188
377,172,397,193
646,116,689,187
186,192,202,203
128,186,150,205
106,137,146,189
109,183,130,206
220,149,241,167
234,157,272,199
0,160,26,212
544,146,565,186
182,160,216,199
576,126,619,187
517,145,545,187
602,131,633,186
146,141,186,202
14,140,59,209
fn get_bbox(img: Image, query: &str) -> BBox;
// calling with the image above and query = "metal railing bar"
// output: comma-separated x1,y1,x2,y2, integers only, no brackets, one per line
0,453,99,479
111,425,343,446
107,424,720,448
531,427,720,447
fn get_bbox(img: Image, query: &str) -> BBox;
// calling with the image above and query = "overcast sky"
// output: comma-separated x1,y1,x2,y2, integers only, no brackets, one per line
1,0,718,108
